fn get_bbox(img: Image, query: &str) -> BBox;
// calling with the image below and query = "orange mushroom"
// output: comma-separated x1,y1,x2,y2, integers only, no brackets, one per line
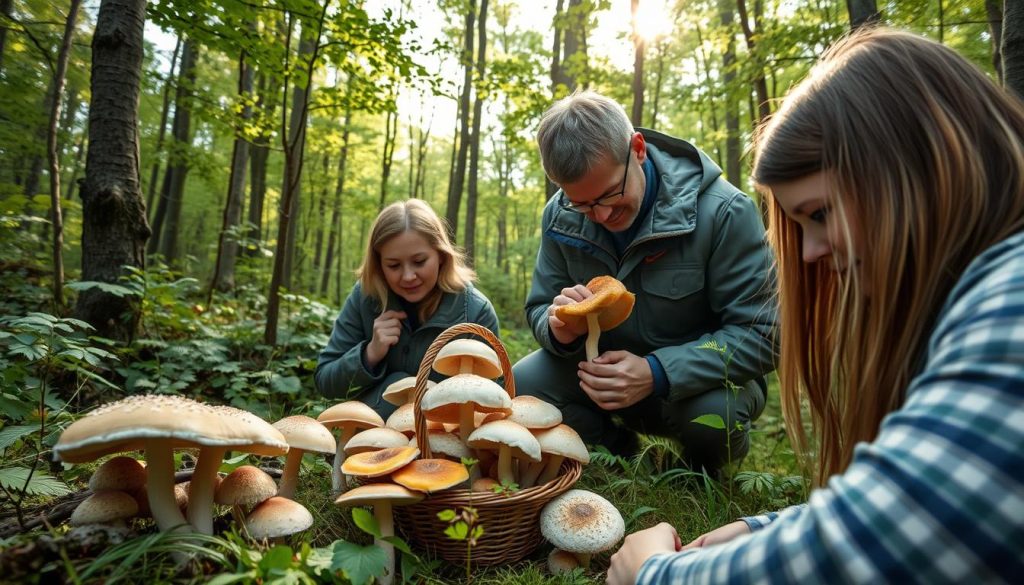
554,276,635,361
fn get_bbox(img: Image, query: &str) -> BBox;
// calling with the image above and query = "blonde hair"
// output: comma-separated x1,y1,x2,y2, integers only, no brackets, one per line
357,199,476,322
753,28,1024,485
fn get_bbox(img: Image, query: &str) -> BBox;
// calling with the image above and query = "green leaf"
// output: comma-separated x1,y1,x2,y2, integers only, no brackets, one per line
0,467,73,496
381,535,413,555
270,374,301,394
65,281,141,298
0,393,34,421
330,541,387,585
436,509,456,522
351,507,381,538
443,522,468,540
691,414,726,430
0,425,37,452
259,544,295,573
206,572,259,585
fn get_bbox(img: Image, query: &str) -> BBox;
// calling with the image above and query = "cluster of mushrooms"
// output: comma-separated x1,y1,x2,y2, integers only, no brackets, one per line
54,395,336,541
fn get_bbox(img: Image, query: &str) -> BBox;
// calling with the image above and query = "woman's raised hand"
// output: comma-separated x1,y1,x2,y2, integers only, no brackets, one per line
365,310,406,368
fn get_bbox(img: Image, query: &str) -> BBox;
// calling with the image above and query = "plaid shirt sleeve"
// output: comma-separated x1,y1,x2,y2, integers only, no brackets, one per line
638,232,1024,584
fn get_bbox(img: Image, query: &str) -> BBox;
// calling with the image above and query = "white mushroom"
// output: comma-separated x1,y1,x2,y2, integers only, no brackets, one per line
335,484,424,585
272,415,337,499
540,489,624,568
466,420,540,487
317,401,385,493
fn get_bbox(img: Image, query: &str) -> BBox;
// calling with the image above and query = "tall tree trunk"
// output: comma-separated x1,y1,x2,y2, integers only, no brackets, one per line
0,0,12,74
64,134,85,200
210,47,253,294
562,0,587,90
719,0,741,185
47,0,82,308
846,0,880,29
629,0,645,127
281,32,315,290
736,0,770,123
76,0,150,342
266,7,327,346
148,39,195,257
246,73,272,256
24,80,51,198
464,0,488,266
446,0,476,241
156,39,198,263
311,152,328,289
547,0,566,199
1005,0,1024,100
321,105,351,297
145,36,181,218
378,100,398,211
989,0,1004,83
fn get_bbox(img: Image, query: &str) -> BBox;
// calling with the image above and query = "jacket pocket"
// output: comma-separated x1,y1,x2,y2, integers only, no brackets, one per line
640,265,705,300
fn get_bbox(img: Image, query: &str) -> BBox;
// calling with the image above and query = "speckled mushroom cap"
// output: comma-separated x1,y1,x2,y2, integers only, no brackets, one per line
467,420,541,462
89,456,147,492
421,431,472,461
215,465,279,507
553,275,635,331
244,496,313,539
391,459,469,493
420,374,512,424
273,415,337,454
382,377,436,406
333,483,424,507
70,490,139,525
432,339,503,379
540,489,624,554
54,395,289,463
341,446,420,478
345,427,411,455
506,396,562,430
535,424,590,464
386,403,444,436
316,401,385,431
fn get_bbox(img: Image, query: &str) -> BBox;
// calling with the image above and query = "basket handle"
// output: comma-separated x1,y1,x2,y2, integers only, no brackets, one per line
412,323,515,457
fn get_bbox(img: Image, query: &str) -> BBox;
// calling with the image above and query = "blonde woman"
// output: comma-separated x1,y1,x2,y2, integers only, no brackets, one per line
315,199,499,418
609,28,1024,584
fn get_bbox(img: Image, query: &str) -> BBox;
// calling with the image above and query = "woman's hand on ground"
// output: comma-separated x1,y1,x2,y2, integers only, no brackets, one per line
607,523,681,585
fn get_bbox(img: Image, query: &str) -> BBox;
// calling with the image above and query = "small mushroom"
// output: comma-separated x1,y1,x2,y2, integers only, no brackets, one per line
345,427,411,456
317,401,385,493
505,396,562,430
244,496,313,543
334,484,424,585
272,415,337,499
342,446,420,480
420,431,472,463
432,339,503,379
520,423,589,488
385,403,445,437
382,377,436,406
466,420,540,487
215,465,279,526
71,490,139,529
390,459,469,493
548,548,581,575
89,456,147,493
540,489,624,568
554,275,635,361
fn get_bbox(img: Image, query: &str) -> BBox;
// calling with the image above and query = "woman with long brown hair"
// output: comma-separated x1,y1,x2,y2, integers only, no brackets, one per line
609,27,1024,584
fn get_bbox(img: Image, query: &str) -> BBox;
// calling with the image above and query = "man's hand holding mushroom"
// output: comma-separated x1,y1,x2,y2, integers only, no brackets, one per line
547,284,594,345
577,350,653,410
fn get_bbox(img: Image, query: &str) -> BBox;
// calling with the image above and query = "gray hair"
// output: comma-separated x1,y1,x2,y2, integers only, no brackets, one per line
537,90,634,184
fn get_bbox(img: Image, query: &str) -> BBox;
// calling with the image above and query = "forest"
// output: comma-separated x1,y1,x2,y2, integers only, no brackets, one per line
0,0,1014,583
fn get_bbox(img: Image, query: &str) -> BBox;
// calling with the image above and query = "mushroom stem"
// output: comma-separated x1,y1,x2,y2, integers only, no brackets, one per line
278,449,305,499
145,441,190,532
332,427,357,493
459,356,474,374
374,502,395,585
520,459,546,488
575,552,592,569
458,403,475,445
187,446,226,534
497,445,514,486
536,455,566,485
584,313,601,361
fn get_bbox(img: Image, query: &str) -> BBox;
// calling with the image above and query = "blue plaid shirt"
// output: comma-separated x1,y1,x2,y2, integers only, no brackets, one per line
638,231,1024,584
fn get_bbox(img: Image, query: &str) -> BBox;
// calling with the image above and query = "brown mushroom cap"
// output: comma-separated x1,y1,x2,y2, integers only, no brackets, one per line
71,490,139,525
553,275,635,331
89,456,148,492
432,339,503,379
244,496,313,539
420,375,511,423
215,465,279,507
506,396,562,430
391,459,469,493
345,427,411,455
342,446,420,478
540,489,624,555
273,415,337,454
548,548,581,575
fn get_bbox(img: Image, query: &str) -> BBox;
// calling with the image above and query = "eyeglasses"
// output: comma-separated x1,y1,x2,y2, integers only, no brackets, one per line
558,141,632,214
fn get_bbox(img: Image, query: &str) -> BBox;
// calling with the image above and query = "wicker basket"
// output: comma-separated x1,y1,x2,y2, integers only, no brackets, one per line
393,323,582,565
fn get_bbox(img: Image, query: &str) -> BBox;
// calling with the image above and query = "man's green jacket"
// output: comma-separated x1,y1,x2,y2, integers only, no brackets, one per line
525,129,778,401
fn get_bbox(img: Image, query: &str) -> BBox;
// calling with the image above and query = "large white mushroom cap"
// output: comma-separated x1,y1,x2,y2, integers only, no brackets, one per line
506,396,562,430
432,339,503,379
421,375,511,423
540,489,624,555
244,496,313,539
467,420,541,462
273,415,337,454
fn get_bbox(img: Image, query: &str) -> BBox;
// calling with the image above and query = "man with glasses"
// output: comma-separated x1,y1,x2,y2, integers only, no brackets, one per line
512,91,777,476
